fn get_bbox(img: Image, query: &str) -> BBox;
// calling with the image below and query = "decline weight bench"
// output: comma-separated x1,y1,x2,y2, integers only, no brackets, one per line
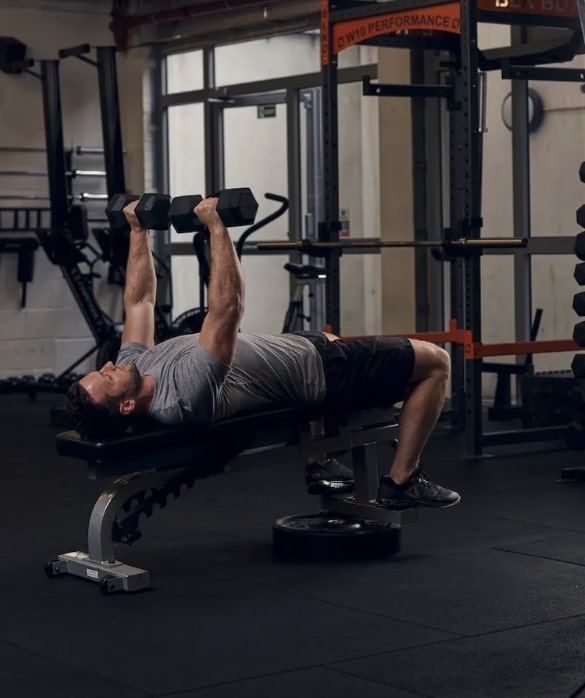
47,407,417,594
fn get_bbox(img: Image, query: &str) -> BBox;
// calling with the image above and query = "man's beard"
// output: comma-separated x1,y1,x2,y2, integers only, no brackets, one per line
126,363,142,395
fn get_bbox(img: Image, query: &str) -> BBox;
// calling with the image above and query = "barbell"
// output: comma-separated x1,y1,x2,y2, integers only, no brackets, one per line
256,237,528,256
0,169,106,178
0,145,105,155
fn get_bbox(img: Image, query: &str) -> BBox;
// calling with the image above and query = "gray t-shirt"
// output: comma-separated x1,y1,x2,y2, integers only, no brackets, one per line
116,333,326,426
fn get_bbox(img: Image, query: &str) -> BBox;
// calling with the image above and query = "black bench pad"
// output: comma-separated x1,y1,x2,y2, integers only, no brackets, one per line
56,407,396,479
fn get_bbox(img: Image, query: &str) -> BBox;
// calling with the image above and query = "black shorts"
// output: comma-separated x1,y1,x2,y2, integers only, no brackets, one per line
292,332,415,412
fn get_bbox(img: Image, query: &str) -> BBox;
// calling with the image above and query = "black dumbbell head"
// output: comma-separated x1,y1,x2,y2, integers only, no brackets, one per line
217,188,259,228
578,206,585,231
169,195,204,234
580,162,585,184
575,263,585,286
573,292,585,317
105,193,139,231
574,321,585,347
575,231,585,261
135,193,171,231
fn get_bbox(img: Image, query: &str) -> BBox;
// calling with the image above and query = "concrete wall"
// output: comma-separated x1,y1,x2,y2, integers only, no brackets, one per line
0,4,147,378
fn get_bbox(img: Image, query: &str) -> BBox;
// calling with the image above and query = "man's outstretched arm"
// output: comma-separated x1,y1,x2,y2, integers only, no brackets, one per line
195,197,244,366
120,199,156,349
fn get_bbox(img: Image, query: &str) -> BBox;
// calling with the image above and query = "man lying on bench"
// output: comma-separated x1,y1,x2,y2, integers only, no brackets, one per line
65,196,459,510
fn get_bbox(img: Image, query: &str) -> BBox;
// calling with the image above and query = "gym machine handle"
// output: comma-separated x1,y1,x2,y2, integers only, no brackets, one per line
235,193,289,260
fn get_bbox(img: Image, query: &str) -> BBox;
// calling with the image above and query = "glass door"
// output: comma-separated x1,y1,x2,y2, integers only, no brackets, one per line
219,92,292,335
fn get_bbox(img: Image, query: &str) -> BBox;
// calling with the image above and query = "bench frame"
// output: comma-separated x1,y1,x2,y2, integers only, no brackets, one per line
49,408,416,593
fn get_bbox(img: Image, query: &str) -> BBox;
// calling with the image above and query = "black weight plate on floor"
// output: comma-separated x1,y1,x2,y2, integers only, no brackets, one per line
272,513,401,561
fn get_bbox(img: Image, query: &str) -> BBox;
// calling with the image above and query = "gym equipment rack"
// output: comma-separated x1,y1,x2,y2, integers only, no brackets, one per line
320,0,582,458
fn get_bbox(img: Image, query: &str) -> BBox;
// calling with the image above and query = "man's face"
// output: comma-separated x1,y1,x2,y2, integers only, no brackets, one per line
79,362,142,413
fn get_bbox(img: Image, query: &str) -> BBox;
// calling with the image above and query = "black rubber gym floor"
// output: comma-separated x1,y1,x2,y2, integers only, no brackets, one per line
2,393,585,698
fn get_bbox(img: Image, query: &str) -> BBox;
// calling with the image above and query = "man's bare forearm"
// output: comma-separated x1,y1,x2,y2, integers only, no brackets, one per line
207,222,244,321
124,226,157,306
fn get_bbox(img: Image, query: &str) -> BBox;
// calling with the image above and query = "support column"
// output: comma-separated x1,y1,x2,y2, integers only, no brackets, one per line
377,47,415,334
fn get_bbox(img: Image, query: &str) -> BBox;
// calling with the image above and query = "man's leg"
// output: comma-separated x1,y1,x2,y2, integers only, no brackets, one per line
305,332,354,495
388,339,449,483
377,339,460,508
308,419,326,464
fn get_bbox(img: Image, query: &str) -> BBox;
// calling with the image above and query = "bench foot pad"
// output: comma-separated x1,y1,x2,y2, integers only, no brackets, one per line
45,553,150,593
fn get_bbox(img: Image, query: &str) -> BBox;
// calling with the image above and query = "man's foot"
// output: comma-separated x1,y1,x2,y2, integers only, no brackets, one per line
305,458,354,496
377,467,460,509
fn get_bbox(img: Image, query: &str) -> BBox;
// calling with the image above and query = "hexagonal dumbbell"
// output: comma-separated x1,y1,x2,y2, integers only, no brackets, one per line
573,292,585,316
135,193,172,231
575,231,585,261
575,263,585,286
580,161,585,184
217,188,259,228
105,193,139,231
572,354,585,379
169,188,259,233
574,321,585,347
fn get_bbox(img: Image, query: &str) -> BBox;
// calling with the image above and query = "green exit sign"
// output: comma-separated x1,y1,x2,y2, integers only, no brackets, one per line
257,104,277,119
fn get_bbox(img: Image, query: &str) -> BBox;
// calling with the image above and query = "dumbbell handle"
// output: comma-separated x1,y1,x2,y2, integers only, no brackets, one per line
168,195,205,234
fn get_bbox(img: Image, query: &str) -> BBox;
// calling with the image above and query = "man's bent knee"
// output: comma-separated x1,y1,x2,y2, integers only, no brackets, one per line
409,339,450,383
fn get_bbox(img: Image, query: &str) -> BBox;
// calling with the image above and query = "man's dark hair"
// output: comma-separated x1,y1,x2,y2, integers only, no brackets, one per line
65,381,131,440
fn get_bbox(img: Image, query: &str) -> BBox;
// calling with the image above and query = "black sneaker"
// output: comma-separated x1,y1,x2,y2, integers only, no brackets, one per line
377,467,460,509
305,458,354,496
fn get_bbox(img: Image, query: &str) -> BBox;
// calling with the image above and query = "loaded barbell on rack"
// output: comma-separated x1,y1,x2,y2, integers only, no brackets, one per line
105,189,259,233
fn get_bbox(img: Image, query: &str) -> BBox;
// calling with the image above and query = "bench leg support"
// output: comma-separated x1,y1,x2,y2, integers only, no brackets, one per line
49,470,187,593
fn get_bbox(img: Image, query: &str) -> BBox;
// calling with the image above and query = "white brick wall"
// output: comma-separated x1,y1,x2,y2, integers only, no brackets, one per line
0,6,146,378
0,339,54,376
